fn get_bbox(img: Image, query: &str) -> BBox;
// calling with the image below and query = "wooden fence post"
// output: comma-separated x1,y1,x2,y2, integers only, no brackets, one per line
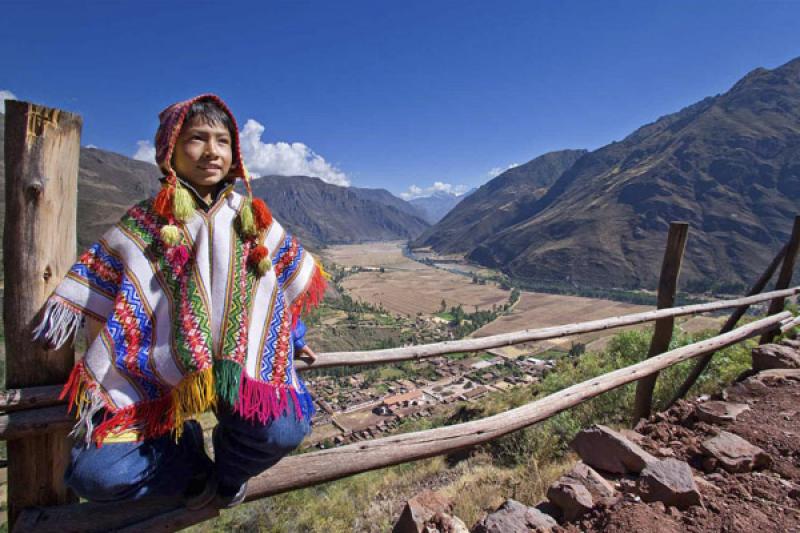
668,237,791,406
759,215,800,346
633,222,688,422
3,100,81,527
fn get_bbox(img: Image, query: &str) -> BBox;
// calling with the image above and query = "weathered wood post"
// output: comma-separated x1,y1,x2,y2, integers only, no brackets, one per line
759,215,800,346
668,236,792,406
633,222,688,422
3,100,81,527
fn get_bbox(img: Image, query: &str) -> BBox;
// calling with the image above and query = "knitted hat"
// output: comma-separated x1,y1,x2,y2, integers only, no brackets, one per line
153,94,273,273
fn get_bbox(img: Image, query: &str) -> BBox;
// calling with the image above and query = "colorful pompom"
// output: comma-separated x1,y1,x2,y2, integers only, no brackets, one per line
239,199,257,237
160,225,182,246
166,245,191,275
249,245,271,275
153,185,175,219
173,185,195,222
251,198,273,230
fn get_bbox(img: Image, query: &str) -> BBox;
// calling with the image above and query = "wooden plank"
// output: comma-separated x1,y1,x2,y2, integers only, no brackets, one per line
0,385,64,412
0,406,72,440
295,286,800,371
759,215,800,345
669,242,789,406
16,311,791,532
3,100,82,527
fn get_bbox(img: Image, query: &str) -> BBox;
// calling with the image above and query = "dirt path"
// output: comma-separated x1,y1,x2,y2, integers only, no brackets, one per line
562,368,800,532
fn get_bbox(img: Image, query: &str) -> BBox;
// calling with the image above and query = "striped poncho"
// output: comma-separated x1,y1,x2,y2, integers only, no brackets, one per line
35,190,326,444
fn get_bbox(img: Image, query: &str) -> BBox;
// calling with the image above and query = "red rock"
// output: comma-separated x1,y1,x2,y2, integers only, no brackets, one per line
751,344,800,371
700,431,772,473
570,424,656,474
695,401,750,424
547,481,593,522
394,490,453,533
637,458,702,510
471,499,558,533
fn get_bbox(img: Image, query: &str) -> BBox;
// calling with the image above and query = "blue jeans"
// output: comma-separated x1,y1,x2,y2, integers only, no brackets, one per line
65,401,310,502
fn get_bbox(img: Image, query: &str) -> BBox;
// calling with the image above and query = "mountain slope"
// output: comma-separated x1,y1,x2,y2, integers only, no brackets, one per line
469,57,800,291
414,149,587,253
409,191,468,224
249,175,430,247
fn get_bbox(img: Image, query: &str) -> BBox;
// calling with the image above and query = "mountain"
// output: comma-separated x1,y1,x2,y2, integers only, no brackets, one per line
467,57,800,292
0,114,428,259
248,175,430,247
409,190,468,224
413,149,587,253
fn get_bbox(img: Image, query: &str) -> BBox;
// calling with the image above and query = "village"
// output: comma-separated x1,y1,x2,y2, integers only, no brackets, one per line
302,347,556,449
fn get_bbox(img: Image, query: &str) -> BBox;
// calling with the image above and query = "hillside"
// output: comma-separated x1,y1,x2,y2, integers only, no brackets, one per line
248,175,430,247
409,190,468,224
445,58,800,292
0,114,429,259
413,149,587,253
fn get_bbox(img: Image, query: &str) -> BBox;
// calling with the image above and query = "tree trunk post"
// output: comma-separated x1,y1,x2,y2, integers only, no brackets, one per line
633,222,688,422
668,241,788,406
3,100,81,528
759,215,800,346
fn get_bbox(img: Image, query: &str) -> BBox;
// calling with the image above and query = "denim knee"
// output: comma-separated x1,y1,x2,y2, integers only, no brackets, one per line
65,420,210,502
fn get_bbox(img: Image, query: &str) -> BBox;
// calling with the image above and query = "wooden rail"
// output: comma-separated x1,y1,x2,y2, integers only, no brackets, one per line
1,287,798,441
16,311,793,532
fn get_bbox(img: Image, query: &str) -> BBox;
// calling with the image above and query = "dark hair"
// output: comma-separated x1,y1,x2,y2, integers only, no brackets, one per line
183,100,236,138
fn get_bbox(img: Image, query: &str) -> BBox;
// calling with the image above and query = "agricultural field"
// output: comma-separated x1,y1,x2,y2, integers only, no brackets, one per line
323,242,510,316
472,291,653,356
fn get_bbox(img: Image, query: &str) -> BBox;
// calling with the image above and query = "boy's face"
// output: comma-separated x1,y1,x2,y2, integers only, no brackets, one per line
172,117,233,193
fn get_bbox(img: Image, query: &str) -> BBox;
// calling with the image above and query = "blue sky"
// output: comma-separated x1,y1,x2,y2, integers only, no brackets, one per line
1,1,799,199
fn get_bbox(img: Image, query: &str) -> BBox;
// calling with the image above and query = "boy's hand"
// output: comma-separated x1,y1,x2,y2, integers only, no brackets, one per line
296,345,317,364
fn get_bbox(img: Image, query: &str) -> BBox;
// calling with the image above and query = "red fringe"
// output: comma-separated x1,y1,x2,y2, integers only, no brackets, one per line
252,198,273,230
233,372,302,424
289,263,327,330
153,185,174,219
92,394,175,445
60,361,87,411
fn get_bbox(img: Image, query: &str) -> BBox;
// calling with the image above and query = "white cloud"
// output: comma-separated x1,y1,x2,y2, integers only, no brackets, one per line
1,89,18,111
399,181,469,200
487,163,519,178
132,140,156,165
85,144,97,149
239,119,349,186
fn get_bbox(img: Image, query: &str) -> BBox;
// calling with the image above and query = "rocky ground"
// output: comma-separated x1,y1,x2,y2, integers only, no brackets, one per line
392,336,800,533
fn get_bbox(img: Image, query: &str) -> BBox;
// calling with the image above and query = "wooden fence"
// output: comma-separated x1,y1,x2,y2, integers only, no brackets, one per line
4,101,800,532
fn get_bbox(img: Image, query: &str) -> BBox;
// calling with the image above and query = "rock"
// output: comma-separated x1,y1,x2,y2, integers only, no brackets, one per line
695,401,750,424
425,512,469,533
394,490,453,533
700,431,772,473
637,458,702,509
781,338,800,349
751,344,800,371
471,499,558,533
547,481,593,522
570,424,656,474
753,369,800,383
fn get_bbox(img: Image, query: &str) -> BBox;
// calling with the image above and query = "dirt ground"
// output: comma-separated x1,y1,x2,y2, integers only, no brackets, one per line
562,371,800,533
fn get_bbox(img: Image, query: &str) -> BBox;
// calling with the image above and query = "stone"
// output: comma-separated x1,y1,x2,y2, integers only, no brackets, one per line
547,481,593,522
394,490,453,533
781,338,800,350
570,424,656,474
471,499,558,533
753,369,800,382
695,401,750,425
425,512,469,533
700,431,772,473
751,344,800,372
637,458,702,509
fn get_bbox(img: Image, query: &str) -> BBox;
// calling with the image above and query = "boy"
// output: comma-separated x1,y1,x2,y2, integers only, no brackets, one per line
34,94,327,509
